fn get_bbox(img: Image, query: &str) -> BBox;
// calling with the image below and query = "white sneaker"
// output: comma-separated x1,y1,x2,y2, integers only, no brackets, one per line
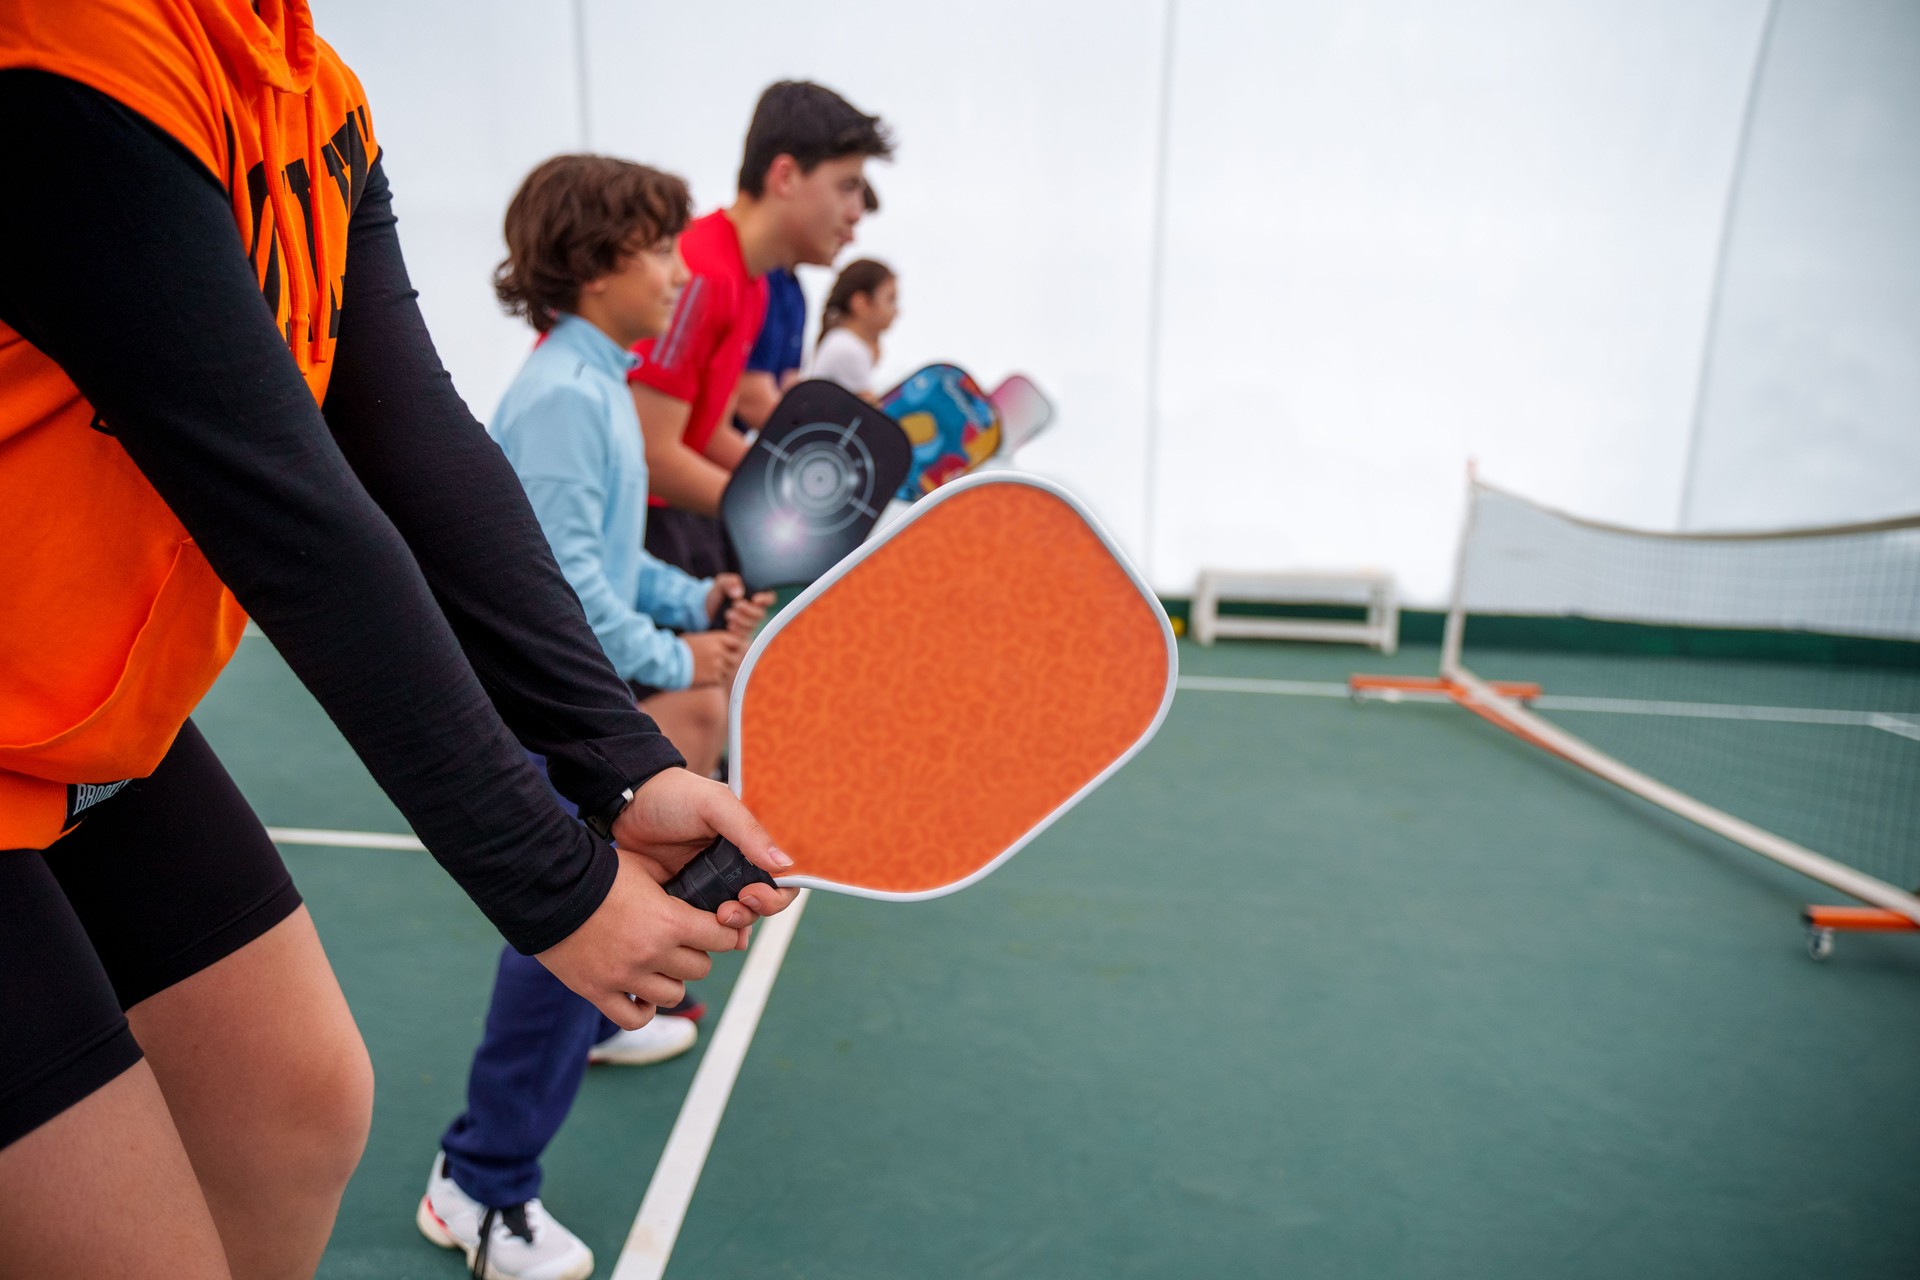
417,1154,593,1280
586,1014,698,1066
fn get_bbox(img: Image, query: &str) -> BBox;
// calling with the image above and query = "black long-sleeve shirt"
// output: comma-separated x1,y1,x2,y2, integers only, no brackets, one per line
0,71,681,954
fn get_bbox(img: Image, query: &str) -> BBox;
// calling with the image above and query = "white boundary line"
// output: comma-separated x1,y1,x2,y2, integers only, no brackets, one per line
611,889,811,1280
263,820,811,1276
1177,674,1920,732
1529,694,1919,731
1177,675,1352,698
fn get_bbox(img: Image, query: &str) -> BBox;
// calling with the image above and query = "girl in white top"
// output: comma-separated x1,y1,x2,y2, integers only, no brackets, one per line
808,258,897,400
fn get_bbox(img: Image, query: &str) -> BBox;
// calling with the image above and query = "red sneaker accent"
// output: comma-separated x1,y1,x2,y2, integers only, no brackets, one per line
662,1000,705,1024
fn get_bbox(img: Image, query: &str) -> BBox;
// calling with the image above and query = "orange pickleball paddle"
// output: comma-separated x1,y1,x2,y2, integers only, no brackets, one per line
662,473,1175,907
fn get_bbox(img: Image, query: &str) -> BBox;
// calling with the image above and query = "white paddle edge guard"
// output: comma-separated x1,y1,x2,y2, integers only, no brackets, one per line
1445,663,1920,925
726,470,1179,902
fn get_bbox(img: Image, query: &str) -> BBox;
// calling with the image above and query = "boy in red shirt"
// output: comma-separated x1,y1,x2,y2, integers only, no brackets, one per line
632,80,894,577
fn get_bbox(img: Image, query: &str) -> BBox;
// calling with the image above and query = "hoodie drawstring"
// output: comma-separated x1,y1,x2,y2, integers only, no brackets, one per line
304,85,330,364
256,79,330,366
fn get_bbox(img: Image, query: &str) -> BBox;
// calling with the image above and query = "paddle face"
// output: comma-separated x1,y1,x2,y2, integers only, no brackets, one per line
671,474,1175,904
721,380,911,592
988,374,1055,455
879,364,1002,502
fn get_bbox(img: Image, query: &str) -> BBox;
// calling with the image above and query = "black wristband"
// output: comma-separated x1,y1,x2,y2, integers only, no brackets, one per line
582,785,634,841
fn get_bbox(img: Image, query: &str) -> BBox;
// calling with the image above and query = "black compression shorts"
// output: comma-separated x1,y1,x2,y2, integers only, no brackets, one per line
0,720,301,1149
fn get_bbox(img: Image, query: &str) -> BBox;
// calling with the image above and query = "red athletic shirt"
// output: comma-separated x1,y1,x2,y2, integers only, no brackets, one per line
629,210,768,464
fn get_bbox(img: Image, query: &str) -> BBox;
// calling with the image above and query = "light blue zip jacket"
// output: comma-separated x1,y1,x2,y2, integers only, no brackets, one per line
489,314,710,689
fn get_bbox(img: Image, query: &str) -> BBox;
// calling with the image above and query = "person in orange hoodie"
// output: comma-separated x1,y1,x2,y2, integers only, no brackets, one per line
0,3,795,1275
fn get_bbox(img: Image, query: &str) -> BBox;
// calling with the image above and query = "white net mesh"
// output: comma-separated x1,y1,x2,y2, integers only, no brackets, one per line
1451,480,1920,898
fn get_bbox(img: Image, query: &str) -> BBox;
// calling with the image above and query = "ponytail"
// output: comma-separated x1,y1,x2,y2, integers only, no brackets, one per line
818,258,894,344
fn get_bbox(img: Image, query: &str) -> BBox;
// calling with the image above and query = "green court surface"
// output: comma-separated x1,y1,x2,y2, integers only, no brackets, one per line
193,631,1920,1280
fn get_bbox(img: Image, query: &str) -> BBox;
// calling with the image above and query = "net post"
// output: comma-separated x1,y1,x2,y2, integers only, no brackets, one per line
1439,460,1478,680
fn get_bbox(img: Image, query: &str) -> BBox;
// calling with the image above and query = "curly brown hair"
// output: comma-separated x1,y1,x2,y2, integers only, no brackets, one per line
494,155,692,332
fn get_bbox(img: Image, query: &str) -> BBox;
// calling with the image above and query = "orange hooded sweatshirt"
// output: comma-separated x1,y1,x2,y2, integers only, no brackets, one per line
0,0,376,847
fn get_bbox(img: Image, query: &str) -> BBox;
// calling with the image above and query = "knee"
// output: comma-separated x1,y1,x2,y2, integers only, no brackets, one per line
693,686,727,740
271,1032,375,1193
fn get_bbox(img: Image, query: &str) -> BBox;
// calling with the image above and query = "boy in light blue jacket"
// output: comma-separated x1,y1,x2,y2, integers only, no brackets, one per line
420,155,773,1280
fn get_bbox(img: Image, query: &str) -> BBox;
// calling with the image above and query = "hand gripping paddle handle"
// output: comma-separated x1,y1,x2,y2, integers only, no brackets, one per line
662,836,778,913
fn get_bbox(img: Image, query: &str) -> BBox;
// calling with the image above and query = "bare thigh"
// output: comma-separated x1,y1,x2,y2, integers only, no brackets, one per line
0,1062,232,1279
130,905,374,1279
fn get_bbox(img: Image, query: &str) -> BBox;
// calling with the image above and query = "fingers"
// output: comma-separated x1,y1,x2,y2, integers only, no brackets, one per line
600,994,653,1031
705,912,755,950
717,884,793,929
656,944,714,983
627,973,686,1010
736,883,798,919
667,895,755,953
726,600,769,633
696,789,789,884
721,590,774,636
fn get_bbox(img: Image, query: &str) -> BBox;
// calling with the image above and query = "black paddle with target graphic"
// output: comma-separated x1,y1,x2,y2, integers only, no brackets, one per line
722,380,912,593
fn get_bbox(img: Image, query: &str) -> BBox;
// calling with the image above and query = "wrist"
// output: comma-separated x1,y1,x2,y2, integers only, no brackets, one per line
582,786,634,841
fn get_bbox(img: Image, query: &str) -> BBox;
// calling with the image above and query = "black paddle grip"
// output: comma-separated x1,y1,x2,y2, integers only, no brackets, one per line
663,836,778,912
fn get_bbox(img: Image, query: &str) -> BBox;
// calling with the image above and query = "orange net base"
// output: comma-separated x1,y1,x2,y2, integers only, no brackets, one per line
1804,905,1919,934
1347,674,1544,701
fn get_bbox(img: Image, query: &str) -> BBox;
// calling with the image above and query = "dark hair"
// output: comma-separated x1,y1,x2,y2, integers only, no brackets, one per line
819,258,895,339
862,179,880,213
738,81,894,198
494,155,692,332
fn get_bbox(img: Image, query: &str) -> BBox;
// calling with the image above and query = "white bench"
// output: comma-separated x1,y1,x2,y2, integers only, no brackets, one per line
1191,569,1398,654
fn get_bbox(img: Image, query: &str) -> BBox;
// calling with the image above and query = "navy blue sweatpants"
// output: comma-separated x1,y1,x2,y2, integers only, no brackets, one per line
438,944,620,1207
437,759,622,1207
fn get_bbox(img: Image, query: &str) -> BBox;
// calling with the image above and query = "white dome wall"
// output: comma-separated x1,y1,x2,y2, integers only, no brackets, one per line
1683,0,1920,532
319,0,1914,602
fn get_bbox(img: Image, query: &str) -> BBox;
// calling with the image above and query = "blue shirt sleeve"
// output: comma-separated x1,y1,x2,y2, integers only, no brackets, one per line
499,384,695,690
745,269,806,375
636,551,713,634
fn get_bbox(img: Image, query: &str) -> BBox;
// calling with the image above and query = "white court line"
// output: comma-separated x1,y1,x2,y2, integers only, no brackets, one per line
1176,675,1352,698
1873,715,1920,743
612,889,811,1280
266,826,425,851
265,820,813,1277
1529,693,1915,730
1177,674,1920,731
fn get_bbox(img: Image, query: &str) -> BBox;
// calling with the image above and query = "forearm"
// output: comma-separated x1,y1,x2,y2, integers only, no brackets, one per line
321,162,684,819
639,424,729,513
701,410,751,469
734,371,779,431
